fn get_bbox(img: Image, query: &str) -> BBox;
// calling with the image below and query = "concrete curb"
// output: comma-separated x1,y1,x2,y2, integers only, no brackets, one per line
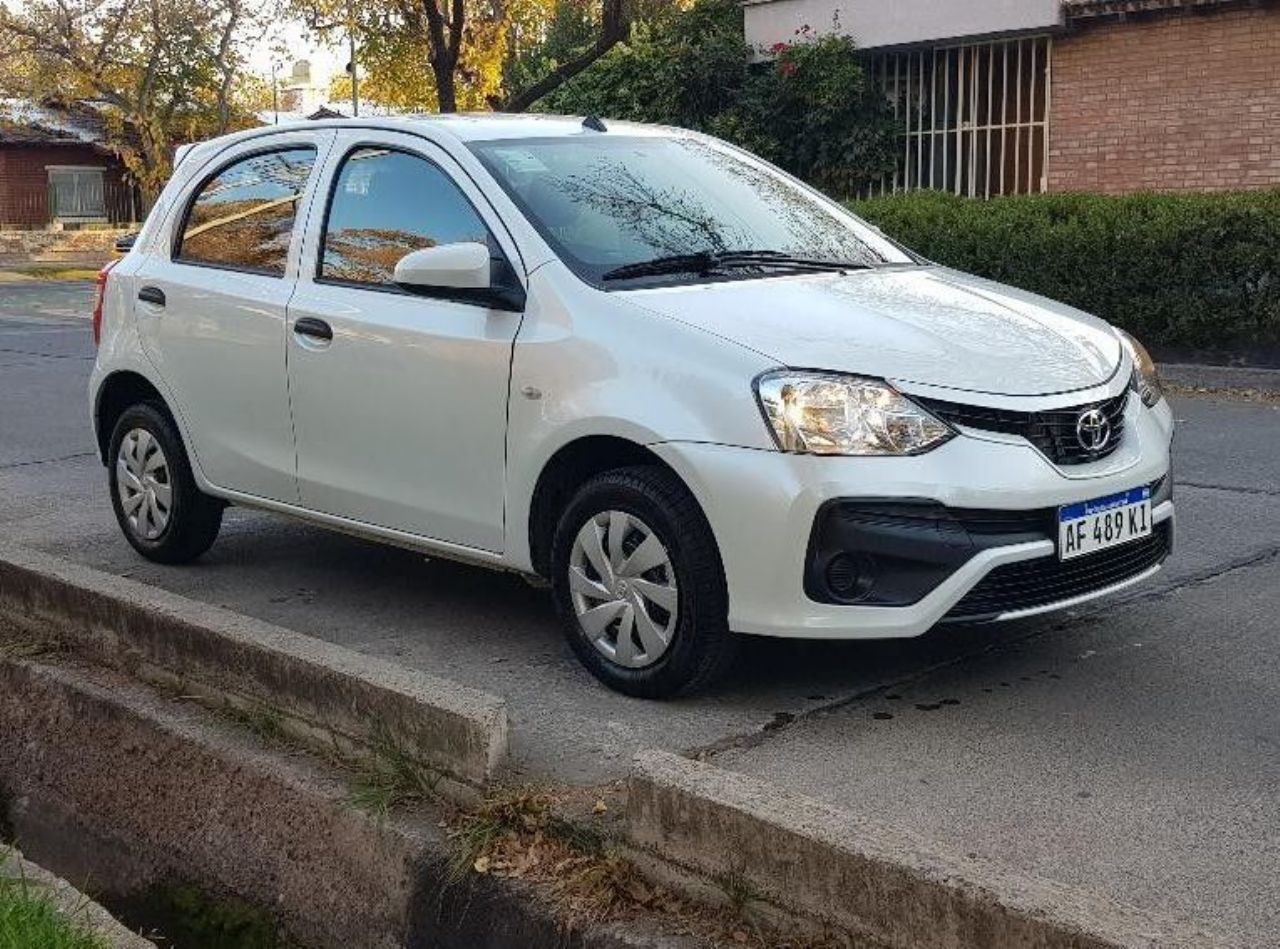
1158,362,1280,394
627,750,1229,949
0,542,507,790
0,657,686,949
0,846,155,949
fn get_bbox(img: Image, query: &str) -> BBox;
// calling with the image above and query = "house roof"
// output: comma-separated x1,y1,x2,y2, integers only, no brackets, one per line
0,98,116,152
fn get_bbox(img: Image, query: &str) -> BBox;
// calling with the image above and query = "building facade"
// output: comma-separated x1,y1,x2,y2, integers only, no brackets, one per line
743,0,1280,195
0,100,140,229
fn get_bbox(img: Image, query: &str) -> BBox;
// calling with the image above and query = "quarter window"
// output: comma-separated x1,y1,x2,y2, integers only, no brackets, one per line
177,147,316,275
320,147,489,287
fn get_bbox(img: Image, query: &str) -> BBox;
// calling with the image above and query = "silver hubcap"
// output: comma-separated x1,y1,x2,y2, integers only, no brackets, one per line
116,428,172,541
569,510,679,669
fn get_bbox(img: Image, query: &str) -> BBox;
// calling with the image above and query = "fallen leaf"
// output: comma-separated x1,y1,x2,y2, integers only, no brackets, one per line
473,856,491,874
593,799,608,815
622,877,652,904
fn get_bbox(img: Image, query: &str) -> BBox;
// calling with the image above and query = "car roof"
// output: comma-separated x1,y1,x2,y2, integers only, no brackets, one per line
351,112,677,142
187,113,678,160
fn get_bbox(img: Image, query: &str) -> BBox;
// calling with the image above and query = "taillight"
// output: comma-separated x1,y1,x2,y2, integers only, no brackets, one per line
92,258,121,347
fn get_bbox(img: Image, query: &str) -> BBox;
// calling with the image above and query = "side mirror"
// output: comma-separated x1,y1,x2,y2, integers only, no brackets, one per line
394,242,492,292
393,242,525,311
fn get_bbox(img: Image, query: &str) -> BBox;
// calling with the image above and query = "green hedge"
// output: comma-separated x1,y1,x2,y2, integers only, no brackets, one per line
851,190,1280,354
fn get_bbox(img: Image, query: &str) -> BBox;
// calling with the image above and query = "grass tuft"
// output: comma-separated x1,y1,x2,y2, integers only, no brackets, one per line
0,872,108,949
0,639,60,662
220,699,289,745
715,869,761,915
347,723,441,818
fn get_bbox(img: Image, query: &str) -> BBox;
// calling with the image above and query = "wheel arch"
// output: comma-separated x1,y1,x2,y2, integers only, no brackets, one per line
526,434,706,579
94,370,172,463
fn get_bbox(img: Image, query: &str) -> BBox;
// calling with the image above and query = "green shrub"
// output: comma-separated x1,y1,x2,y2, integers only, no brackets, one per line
541,0,897,197
852,189,1280,354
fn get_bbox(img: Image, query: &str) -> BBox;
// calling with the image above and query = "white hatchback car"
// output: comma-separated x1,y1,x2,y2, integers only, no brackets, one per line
92,114,1174,697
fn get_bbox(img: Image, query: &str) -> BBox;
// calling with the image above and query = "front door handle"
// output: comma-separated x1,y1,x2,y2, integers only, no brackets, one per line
293,316,333,342
138,286,165,307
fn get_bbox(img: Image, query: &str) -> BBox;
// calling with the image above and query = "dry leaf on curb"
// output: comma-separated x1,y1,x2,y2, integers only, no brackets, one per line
593,798,608,815
473,856,491,874
732,931,749,944
622,877,652,905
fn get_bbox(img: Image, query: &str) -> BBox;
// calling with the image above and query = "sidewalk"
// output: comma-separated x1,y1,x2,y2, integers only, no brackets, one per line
1159,362,1280,395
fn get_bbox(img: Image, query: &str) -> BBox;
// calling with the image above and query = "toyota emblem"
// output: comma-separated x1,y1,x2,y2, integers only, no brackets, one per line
1076,408,1111,452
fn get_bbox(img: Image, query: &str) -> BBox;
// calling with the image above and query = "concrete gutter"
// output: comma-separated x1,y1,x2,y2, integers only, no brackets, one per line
0,657,684,949
0,542,507,791
627,750,1229,949
1,846,155,949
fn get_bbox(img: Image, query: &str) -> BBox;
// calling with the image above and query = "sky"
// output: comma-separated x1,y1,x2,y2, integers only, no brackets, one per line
246,13,345,86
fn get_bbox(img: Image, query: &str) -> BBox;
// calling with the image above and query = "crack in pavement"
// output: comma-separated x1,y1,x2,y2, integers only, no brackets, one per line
0,348,94,362
1181,480,1280,497
0,451,97,471
0,347,94,361
687,542,1280,762
1114,543,1280,605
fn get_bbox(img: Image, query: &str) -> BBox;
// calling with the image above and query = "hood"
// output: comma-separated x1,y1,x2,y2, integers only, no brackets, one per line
620,266,1123,397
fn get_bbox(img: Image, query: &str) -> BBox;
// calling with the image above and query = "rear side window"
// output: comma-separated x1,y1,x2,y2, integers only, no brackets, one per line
177,147,316,276
319,147,489,287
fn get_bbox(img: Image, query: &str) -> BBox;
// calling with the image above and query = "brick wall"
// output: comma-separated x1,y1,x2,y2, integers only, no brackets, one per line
1048,5,1280,193
0,145,130,227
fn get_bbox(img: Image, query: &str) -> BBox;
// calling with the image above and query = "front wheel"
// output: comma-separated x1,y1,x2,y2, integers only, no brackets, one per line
551,466,737,698
108,402,223,564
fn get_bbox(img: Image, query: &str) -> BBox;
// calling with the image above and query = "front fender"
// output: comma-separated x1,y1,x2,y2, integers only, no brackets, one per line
502,264,776,570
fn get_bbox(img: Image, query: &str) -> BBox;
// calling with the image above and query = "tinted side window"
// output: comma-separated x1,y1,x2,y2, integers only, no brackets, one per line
320,147,489,286
177,147,316,276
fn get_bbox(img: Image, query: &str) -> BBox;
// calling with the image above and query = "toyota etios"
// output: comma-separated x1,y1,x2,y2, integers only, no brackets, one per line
91,115,1174,697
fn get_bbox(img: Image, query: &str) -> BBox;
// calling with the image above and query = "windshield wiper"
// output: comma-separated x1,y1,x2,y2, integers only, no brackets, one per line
601,249,873,282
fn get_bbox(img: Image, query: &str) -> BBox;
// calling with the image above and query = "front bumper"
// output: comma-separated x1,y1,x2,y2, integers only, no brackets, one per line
651,397,1175,639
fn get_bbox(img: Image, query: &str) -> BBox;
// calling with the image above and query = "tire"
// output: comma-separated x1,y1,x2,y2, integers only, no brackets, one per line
108,402,223,564
551,465,737,698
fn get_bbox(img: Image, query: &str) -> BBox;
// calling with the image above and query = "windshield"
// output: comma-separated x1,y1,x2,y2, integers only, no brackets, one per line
468,135,917,288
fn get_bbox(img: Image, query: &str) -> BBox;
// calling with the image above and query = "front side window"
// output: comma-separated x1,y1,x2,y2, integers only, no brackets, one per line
320,147,490,287
469,135,917,289
177,147,316,275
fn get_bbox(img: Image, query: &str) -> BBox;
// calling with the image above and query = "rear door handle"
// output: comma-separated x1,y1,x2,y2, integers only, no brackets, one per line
293,316,333,342
138,286,165,307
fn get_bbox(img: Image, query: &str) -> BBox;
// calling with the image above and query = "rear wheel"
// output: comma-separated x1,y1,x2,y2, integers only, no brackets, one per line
551,466,736,698
108,403,223,564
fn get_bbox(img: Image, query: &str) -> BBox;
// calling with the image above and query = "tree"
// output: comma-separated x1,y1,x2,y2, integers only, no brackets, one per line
298,0,637,114
0,0,275,197
539,0,899,198
497,0,631,112
323,0,532,113
500,0,595,103
302,0,484,113
536,0,748,127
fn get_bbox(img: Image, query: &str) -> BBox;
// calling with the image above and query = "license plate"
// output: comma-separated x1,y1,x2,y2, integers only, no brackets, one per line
1058,486,1152,561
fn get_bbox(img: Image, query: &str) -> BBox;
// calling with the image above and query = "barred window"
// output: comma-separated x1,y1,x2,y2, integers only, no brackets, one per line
866,37,1051,197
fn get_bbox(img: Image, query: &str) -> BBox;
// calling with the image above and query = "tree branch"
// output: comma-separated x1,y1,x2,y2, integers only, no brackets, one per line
498,0,628,113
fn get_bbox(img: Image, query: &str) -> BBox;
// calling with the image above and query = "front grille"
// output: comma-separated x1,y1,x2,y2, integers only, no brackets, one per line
919,389,1130,466
948,506,1056,538
945,521,1170,620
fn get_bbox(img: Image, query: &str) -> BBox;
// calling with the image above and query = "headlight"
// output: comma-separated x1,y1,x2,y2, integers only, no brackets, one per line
755,371,954,456
1118,330,1163,407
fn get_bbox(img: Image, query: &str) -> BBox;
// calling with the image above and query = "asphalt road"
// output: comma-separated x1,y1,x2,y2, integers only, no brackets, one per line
2,281,1278,945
